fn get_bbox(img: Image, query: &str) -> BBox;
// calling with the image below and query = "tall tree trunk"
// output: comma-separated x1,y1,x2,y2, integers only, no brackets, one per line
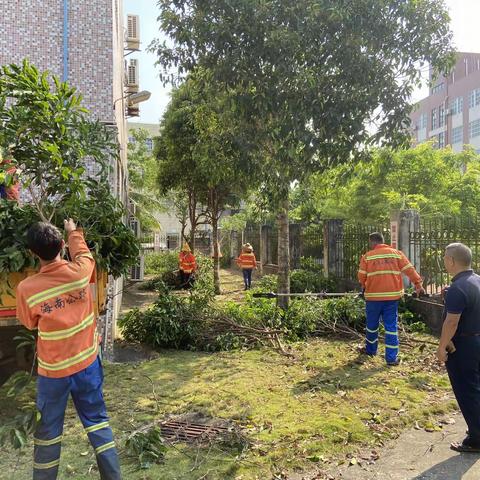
189,228,196,254
188,191,197,253
212,212,221,295
277,195,290,310
258,222,263,276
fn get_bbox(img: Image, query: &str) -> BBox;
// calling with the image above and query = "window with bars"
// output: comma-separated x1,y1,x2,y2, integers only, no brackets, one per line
469,89,480,109
438,131,446,148
432,83,444,94
452,126,463,144
431,108,438,130
450,97,464,115
469,119,480,139
439,105,446,127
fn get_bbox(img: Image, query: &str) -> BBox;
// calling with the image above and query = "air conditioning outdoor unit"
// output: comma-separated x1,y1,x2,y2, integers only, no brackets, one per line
130,255,145,282
126,59,139,93
126,15,140,51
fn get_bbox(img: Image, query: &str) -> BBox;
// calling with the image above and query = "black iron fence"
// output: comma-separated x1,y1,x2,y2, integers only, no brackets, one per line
408,217,480,295
335,223,391,283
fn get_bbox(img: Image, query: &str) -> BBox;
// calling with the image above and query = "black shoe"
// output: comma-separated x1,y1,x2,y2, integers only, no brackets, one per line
386,359,401,367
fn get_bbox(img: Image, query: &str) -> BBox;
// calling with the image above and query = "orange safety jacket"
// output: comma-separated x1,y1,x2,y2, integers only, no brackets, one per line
358,244,422,301
237,252,257,269
179,252,196,273
16,230,98,378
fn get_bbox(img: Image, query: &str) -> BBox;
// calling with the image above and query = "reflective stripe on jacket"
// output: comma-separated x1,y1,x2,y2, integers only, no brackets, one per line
237,253,257,269
179,252,196,273
16,230,98,378
357,244,422,301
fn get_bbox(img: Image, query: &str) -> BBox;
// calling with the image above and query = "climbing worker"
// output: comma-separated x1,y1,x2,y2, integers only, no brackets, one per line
438,243,480,453
358,232,425,366
0,157,20,202
236,243,257,290
179,242,197,289
16,219,121,480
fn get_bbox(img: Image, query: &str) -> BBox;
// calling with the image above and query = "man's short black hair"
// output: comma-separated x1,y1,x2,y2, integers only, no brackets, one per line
369,232,384,244
27,222,63,261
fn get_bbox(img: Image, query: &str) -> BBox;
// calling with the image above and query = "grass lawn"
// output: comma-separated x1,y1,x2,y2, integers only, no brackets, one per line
0,337,455,480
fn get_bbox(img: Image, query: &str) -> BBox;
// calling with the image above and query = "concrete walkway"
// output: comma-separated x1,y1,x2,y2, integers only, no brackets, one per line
336,412,480,480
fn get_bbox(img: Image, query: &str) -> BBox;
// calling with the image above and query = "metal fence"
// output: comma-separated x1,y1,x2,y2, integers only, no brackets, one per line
408,217,480,295
301,225,324,267
335,223,391,282
140,232,212,256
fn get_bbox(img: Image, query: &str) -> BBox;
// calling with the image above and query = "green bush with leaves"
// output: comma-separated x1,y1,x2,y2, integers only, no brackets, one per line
145,251,179,276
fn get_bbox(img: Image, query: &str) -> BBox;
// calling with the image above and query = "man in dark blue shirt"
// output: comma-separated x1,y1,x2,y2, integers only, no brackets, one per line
438,242,480,452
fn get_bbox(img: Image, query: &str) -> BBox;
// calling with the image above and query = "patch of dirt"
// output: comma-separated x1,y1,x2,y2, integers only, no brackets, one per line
112,340,159,363
119,279,158,315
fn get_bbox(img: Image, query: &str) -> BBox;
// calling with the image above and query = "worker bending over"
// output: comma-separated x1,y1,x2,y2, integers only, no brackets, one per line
179,243,197,289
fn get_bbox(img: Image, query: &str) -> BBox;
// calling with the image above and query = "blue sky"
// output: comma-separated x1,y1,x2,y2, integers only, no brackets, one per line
126,0,480,124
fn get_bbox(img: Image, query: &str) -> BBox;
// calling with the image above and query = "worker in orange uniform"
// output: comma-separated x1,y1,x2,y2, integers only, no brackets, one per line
16,220,121,480
358,232,425,366
237,243,257,290
179,243,197,289
0,157,21,202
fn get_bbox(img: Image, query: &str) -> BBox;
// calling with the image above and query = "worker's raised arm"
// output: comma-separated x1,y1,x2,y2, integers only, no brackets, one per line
64,219,95,278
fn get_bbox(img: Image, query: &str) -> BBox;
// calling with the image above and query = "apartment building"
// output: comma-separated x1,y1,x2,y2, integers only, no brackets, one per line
410,52,480,153
0,1,143,352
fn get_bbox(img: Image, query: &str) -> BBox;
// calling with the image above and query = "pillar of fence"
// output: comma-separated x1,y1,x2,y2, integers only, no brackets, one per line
290,223,302,269
323,219,344,278
391,209,420,287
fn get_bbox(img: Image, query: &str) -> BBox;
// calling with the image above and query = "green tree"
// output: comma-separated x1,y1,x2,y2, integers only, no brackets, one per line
152,0,454,308
0,60,116,222
292,144,480,224
156,74,254,293
127,128,163,232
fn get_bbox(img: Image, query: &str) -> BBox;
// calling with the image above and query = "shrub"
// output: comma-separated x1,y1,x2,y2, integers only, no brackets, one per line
144,251,178,276
119,286,203,350
290,269,337,293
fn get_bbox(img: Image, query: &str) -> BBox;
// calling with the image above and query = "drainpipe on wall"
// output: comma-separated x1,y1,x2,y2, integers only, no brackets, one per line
63,0,69,82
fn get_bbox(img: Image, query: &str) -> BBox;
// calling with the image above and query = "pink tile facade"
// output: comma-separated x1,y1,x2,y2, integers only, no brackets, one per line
0,0,116,123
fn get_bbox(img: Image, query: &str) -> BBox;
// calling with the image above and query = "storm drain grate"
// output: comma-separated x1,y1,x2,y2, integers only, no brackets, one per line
160,420,232,443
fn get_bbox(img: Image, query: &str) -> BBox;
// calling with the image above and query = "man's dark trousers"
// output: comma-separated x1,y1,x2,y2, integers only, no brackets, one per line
446,336,480,446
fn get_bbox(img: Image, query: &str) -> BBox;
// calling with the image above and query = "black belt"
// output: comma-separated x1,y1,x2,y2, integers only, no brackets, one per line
457,333,480,337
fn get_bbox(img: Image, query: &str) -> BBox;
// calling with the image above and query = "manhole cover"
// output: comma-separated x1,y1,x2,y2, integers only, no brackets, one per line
160,420,232,443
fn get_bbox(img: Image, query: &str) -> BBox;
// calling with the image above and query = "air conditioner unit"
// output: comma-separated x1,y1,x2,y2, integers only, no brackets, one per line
130,255,145,282
129,217,141,238
126,15,140,51
126,59,139,93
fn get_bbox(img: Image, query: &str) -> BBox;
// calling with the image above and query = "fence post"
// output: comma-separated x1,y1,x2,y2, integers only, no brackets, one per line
323,219,344,278
263,225,273,265
391,209,420,286
289,223,302,269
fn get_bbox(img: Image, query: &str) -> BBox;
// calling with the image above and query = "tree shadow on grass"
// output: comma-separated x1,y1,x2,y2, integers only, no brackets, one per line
412,453,480,479
291,353,385,396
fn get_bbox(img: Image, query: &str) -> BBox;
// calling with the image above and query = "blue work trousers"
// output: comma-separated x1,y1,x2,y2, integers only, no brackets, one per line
33,357,121,480
365,300,399,363
446,336,480,447
242,269,253,289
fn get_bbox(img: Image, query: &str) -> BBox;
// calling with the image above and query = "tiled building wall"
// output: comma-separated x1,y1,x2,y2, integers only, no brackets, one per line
0,0,115,123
